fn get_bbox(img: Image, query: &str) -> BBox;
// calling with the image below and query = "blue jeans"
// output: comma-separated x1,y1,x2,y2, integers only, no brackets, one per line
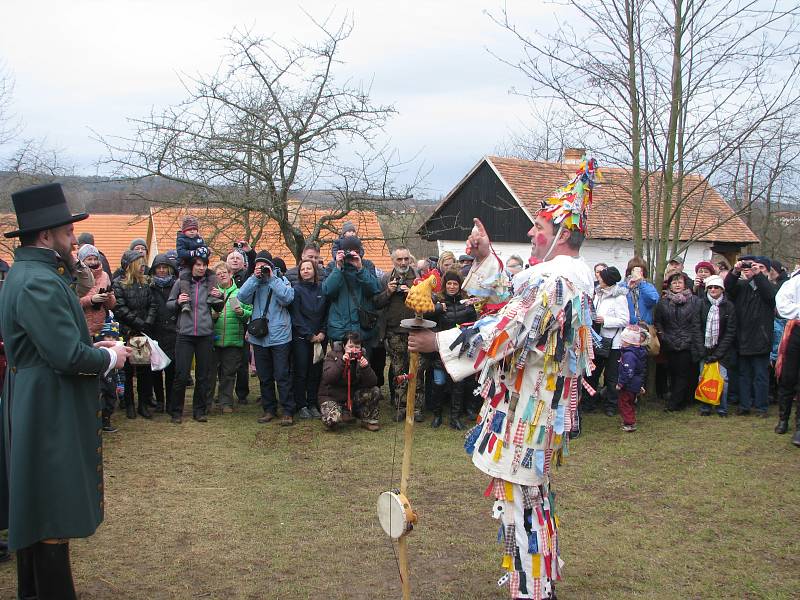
253,342,294,416
432,368,448,386
738,354,770,413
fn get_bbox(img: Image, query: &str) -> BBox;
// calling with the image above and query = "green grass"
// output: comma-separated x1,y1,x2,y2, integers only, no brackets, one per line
0,385,798,599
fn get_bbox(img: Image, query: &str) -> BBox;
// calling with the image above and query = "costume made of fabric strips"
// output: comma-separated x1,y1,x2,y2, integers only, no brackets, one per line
437,255,595,600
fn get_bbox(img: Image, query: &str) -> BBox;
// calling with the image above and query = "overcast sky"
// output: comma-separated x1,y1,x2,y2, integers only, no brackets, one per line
0,1,560,197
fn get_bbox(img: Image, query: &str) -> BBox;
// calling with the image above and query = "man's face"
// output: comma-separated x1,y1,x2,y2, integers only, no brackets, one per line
226,252,244,272
301,247,319,264
668,260,683,273
43,223,77,264
392,250,411,273
459,259,472,269
528,216,558,260
417,260,429,275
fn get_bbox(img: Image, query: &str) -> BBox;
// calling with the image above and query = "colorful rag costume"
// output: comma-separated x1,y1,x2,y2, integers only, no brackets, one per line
438,256,595,599
436,157,600,599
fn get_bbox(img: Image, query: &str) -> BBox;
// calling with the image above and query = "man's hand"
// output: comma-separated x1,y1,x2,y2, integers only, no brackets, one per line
358,356,368,368
95,341,132,369
387,278,398,293
335,250,345,270
466,218,491,262
408,329,437,354
178,293,190,304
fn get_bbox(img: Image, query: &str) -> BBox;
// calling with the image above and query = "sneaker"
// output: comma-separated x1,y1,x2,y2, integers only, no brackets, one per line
717,411,728,418
171,416,182,425
193,415,208,423
222,406,233,414
102,422,118,433
280,414,294,426
414,413,425,423
622,424,637,432
297,407,314,420
361,421,380,432
257,411,275,424
308,406,322,418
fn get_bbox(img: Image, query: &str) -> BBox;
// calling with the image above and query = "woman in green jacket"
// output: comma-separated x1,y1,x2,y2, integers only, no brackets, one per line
210,262,252,412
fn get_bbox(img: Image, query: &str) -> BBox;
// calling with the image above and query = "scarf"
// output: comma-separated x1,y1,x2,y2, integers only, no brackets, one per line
153,275,176,288
665,288,692,305
705,294,723,348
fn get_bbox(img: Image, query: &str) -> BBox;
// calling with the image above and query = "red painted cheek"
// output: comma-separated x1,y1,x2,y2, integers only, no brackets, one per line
535,233,548,247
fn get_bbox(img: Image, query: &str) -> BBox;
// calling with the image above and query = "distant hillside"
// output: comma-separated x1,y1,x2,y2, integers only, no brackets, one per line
0,172,439,215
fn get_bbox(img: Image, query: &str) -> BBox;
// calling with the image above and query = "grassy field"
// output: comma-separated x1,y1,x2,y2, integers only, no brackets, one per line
0,381,798,599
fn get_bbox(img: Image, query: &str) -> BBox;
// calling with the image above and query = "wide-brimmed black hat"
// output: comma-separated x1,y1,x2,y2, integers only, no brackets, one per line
4,183,89,238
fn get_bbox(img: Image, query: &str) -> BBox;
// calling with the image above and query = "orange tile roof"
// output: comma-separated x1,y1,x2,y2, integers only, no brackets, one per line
483,156,758,244
0,208,393,272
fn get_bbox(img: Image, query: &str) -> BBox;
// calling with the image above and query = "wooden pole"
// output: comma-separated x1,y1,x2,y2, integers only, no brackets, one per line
398,350,419,600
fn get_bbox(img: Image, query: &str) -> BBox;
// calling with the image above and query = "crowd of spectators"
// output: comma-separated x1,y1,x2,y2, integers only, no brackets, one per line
68,219,800,448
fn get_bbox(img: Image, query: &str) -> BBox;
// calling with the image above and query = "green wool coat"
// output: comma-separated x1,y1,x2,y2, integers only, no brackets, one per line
0,246,110,551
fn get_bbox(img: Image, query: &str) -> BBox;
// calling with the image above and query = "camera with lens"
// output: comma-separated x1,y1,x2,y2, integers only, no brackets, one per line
255,264,272,279
233,241,245,249
741,261,752,269
344,347,363,365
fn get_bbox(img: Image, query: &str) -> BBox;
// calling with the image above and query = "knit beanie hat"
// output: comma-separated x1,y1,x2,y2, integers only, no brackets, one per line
599,266,622,286
620,325,642,346
120,249,144,269
129,238,148,251
99,321,120,339
339,235,364,257
341,221,357,236
77,244,100,262
254,250,273,265
181,215,200,232
443,270,463,287
704,275,724,289
754,256,772,271
694,260,716,274
272,257,287,273
77,232,94,246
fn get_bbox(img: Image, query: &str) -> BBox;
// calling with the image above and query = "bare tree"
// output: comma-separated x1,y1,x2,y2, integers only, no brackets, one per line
100,16,420,262
491,0,800,286
0,62,20,148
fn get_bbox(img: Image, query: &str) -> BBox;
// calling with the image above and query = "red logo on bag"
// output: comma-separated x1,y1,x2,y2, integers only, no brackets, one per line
699,380,720,398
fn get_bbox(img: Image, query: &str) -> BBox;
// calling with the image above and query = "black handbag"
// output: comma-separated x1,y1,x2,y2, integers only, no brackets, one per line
246,289,272,338
595,336,614,358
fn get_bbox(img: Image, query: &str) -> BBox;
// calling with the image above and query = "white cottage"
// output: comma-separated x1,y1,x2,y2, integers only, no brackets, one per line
418,153,758,277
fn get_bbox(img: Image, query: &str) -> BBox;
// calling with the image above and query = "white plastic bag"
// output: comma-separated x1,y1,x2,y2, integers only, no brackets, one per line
312,342,324,364
144,334,172,371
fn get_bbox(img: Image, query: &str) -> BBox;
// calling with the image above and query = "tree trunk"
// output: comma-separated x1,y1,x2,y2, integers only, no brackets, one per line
626,0,644,258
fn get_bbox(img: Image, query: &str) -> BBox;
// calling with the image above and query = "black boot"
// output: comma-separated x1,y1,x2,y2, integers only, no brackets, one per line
17,546,37,600
794,415,800,447
32,541,77,600
449,380,465,431
430,383,445,428
137,399,152,419
125,402,136,419
775,419,789,434
101,416,118,433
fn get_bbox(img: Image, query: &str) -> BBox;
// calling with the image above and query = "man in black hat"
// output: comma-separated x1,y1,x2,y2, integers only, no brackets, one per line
0,183,131,599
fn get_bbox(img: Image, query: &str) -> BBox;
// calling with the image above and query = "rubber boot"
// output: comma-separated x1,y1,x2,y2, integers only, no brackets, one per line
430,383,445,429
125,396,136,420
16,546,37,600
449,381,465,431
32,542,77,600
775,419,789,434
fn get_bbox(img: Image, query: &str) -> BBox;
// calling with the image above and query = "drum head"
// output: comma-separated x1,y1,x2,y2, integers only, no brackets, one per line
377,491,408,539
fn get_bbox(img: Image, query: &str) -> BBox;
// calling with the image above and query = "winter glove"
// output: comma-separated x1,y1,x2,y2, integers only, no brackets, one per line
195,246,210,259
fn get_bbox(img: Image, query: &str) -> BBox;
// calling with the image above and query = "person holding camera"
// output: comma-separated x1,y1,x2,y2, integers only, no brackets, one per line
77,244,116,337
375,246,424,421
724,255,776,417
238,251,296,425
321,235,381,353
318,332,381,431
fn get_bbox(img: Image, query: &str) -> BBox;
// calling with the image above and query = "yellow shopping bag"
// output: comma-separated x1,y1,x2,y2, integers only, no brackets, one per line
695,361,723,405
